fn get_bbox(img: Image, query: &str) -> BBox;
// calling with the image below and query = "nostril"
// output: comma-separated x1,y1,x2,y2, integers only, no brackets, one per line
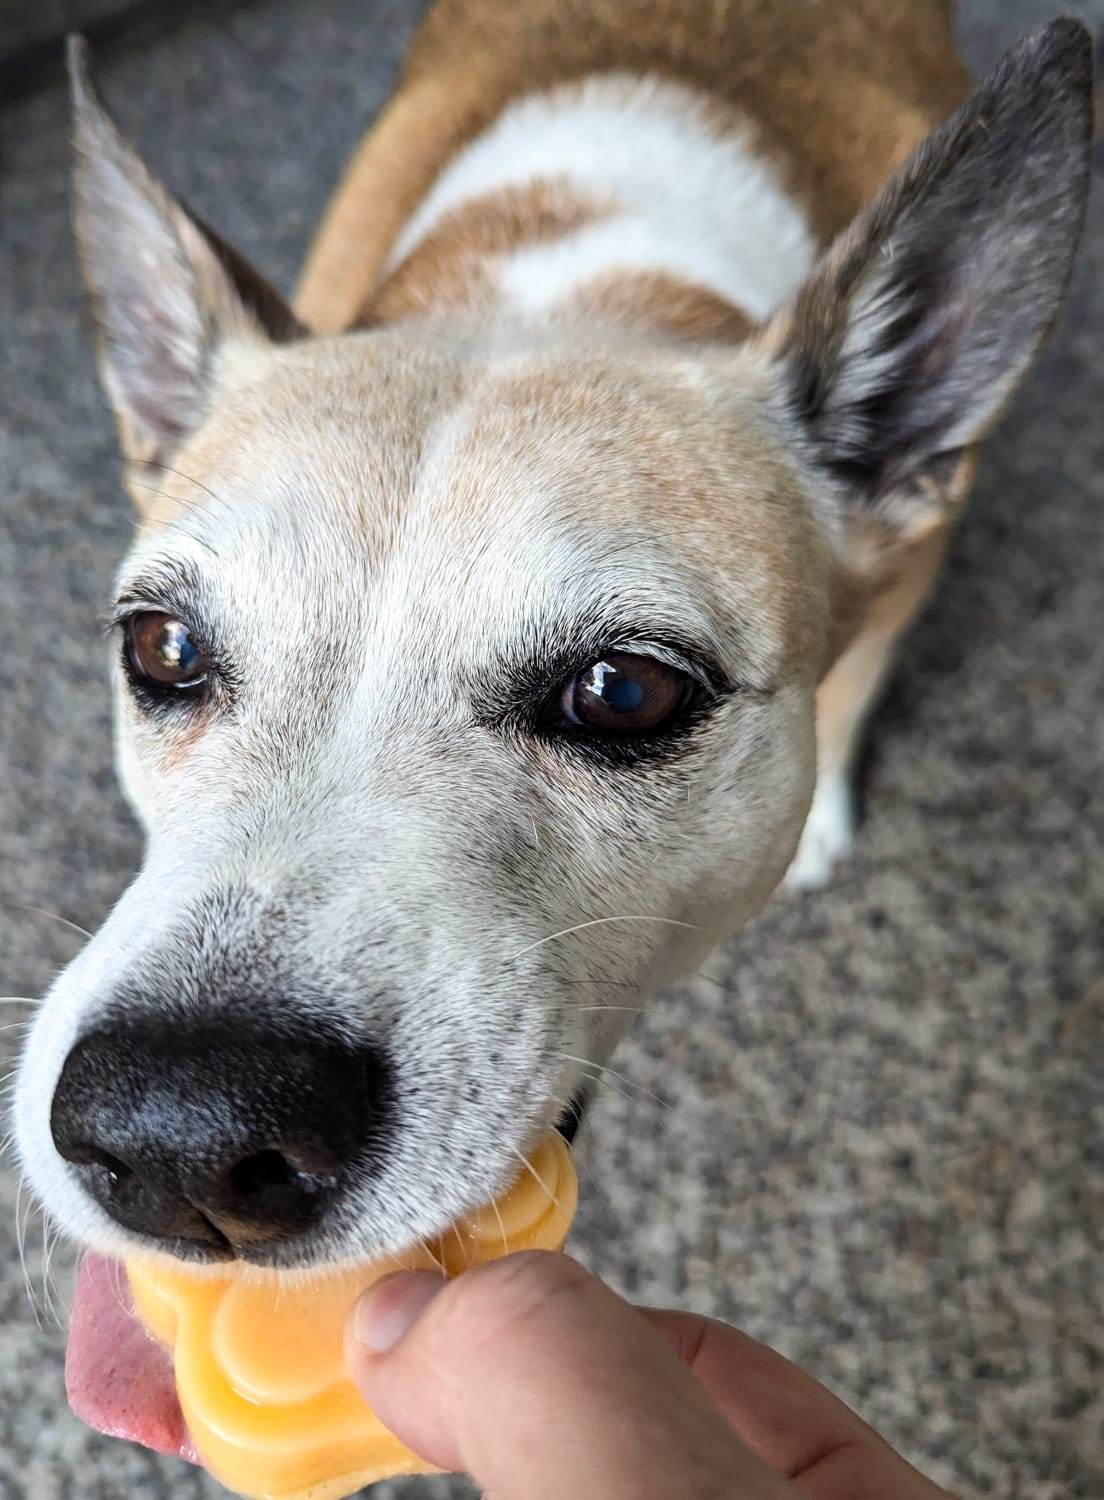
93,1153,133,1191
83,1155,137,1208
215,1148,339,1242
60,1142,135,1187
231,1150,308,1198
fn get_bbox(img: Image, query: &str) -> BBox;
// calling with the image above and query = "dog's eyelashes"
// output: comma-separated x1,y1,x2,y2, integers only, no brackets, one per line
554,652,697,738
124,611,210,694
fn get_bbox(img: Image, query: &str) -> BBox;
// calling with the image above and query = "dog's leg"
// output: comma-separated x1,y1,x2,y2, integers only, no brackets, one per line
786,521,951,889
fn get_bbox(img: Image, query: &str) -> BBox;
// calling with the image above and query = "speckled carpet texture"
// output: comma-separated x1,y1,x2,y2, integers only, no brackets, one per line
1,1,1101,1495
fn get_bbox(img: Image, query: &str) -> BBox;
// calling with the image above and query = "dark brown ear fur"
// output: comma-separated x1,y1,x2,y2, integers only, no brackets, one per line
767,18,1094,530
67,37,303,486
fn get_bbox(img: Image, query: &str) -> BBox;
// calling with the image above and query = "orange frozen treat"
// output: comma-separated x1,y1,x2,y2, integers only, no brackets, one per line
67,1131,577,1499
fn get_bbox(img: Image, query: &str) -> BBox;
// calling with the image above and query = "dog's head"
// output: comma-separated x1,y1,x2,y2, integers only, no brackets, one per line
16,26,1091,1270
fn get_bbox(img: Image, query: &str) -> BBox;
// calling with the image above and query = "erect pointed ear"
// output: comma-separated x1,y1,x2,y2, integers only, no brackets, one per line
67,37,303,495
764,19,1093,535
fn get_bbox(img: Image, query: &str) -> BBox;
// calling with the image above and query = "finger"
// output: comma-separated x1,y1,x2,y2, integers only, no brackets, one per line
347,1252,792,1500
644,1310,953,1500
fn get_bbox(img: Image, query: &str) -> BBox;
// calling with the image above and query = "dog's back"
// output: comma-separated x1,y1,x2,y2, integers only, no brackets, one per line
297,0,970,333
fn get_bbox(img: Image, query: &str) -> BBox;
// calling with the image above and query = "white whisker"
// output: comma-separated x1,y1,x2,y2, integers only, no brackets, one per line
0,901,92,942
544,1093,576,1116
573,1004,644,1014
548,1002,643,1015
451,1223,471,1270
422,1237,448,1278
558,978,639,989
507,914,703,963
16,1179,43,1328
489,1194,509,1259
108,1258,131,1322
41,1216,63,1327
509,1146,557,1207
554,1052,671,1110
565,1070,635,1107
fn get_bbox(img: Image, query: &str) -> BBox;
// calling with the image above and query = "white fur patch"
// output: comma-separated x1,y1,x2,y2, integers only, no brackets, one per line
785,766,856,890
388,74,816,322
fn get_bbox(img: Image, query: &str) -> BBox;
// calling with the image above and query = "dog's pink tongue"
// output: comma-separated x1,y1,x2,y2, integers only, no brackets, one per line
66,1254,196,1464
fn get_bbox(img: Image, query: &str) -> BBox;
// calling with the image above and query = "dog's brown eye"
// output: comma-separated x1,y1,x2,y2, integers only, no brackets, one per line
560,653,695,736
125,612,208,689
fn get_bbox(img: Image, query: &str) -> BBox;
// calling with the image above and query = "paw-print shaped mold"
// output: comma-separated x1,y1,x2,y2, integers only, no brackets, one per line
126,1132,577,1499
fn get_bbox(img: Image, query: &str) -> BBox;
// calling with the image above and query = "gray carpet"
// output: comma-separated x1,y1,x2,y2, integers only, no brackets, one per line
1,2,1102,1496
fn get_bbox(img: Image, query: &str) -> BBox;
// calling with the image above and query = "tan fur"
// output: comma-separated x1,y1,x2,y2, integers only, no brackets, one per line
569,270,756,342
368,177,610,322
296,0,968,333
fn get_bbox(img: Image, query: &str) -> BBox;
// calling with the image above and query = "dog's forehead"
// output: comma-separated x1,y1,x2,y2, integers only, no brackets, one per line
131,330,820,671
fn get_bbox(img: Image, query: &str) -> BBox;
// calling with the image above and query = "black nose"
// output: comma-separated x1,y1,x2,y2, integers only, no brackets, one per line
50,1017,390,1258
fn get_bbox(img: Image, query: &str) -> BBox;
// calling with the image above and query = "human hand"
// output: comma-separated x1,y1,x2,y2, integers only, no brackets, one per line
344,1250,954,1499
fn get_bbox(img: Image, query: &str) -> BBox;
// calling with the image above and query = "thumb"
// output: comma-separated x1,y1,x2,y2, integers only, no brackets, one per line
345,1251,790,1500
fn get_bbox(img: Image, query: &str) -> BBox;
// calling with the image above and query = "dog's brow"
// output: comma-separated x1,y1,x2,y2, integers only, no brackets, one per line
113,557,209,624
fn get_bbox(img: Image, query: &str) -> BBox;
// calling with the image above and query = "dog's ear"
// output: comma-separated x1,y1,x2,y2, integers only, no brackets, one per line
764,19,1093,535
67,37,303,491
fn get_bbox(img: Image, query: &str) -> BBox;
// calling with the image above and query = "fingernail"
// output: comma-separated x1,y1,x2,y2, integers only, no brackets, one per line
353,1272,444,1353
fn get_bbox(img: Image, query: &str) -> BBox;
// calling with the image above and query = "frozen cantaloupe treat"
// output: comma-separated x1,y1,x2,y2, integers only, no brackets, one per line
69,1132,576,1500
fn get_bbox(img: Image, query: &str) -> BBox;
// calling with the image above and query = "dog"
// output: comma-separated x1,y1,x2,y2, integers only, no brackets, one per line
15,2,1092,1277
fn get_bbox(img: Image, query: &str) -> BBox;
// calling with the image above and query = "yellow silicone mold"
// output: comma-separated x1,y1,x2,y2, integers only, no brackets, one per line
127,1131,577,1500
